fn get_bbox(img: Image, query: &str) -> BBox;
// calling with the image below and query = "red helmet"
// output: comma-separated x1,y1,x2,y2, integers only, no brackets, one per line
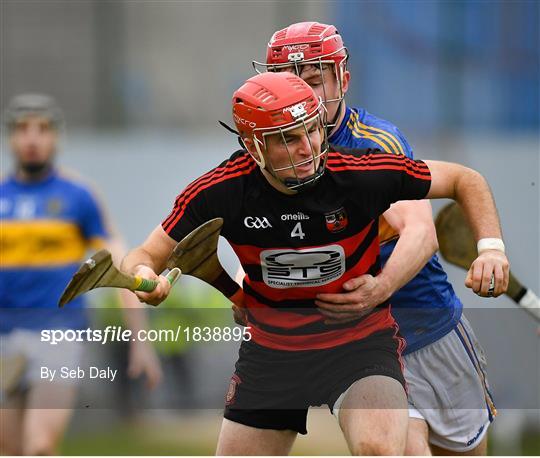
253,22,349,126
232,72,328,191
264,22,346,70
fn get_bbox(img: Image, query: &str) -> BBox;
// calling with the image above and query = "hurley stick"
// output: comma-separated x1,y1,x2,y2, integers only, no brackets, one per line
435,202,539,322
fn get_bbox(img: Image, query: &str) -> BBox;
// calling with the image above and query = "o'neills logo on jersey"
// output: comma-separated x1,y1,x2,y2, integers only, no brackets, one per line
281,212,310,221
260,245,345,288
325,207,348,233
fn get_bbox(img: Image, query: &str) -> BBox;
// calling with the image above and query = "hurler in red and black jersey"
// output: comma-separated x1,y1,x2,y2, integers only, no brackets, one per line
123,71,507,450
159,72,435,435
162,74,431,353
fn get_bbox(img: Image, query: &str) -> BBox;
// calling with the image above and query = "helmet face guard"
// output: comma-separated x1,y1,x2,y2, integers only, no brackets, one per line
252,99,329,191
253,47,349,108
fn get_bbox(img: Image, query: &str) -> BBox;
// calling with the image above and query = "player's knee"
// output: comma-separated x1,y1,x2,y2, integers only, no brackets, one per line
405,435,431,456
351,437,406,456
351,442,403,456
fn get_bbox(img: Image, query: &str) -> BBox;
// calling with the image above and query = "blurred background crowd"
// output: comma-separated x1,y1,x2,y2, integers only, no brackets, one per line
1,0,538,455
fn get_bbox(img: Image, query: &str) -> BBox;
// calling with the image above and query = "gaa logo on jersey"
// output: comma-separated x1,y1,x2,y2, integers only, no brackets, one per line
325,207,348,233
260,245,345,288
244,216,272,229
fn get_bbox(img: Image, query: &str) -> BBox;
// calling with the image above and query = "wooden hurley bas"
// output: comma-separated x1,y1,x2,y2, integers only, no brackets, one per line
59,218,243,308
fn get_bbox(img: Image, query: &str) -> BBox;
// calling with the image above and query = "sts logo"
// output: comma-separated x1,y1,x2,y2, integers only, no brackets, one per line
260,245,345,288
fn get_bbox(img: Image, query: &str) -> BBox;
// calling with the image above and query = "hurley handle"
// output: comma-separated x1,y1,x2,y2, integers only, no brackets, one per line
510,281,540,322
435,202,540,323
132,268,181,292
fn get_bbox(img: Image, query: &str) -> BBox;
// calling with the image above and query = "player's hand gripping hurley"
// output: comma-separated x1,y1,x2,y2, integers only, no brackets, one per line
59,218,242,308
58,250,180,307
435,202,540,322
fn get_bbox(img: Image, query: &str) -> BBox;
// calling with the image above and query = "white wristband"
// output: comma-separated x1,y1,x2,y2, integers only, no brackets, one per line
477,238,505,254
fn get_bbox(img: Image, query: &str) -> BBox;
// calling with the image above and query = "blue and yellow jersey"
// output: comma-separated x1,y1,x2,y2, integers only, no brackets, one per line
329,106,462,354
0,169,108,331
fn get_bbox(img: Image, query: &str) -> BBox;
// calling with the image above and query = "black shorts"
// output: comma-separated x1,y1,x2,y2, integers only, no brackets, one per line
223,328,405,434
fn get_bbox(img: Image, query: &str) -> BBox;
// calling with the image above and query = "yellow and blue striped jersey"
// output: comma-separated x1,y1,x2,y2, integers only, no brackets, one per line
0,169,108,331
329,106,462,354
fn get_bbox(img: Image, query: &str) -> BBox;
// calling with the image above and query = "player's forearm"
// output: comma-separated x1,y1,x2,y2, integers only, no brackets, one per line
120,225,176,276
453,168,502,241
378,222,438,299
425,161,502,241
121,247,162,276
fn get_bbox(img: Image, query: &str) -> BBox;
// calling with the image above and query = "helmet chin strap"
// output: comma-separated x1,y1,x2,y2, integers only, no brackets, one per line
283,162,325,192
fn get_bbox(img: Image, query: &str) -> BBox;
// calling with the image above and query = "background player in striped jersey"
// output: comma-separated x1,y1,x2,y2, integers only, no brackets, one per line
253,22,500,455
121,72,508,455
0,94,162,455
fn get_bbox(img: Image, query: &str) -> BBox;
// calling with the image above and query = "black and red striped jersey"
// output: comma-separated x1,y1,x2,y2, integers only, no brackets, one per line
162,145,431,351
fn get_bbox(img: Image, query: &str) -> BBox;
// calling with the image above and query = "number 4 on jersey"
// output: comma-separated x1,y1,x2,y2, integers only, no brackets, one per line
291,222,305,240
